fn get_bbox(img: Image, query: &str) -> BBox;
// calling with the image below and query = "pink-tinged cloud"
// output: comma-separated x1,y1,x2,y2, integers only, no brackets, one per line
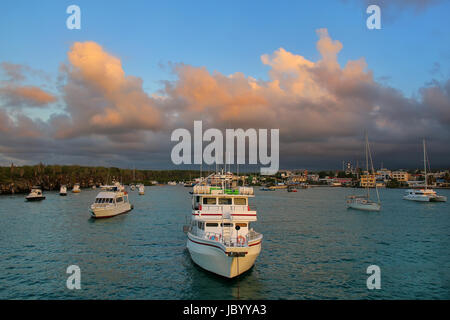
54,41,161,138
0,85,56,107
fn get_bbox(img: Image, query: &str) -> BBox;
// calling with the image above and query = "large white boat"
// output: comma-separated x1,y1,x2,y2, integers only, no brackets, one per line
347,132,381,211
90,185,133,218
186,172,263,278
60,185,67,196
72,183,81,193
26,186,45,201
404,140,447,202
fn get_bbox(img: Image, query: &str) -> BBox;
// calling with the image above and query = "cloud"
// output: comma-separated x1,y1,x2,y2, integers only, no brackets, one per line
1,30,449,169
53,41,162,138
0,85,57,107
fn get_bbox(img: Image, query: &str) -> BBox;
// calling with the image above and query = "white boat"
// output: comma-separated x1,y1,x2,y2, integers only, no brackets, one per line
72,183,81,193
404,139,447,202
90,185,133,218
130,184,136,191
186,172,263,278
60,185,67,196
138,184,145,195
347,132,381,211
168,181,177,186
26,186,46,201
92,185,97,189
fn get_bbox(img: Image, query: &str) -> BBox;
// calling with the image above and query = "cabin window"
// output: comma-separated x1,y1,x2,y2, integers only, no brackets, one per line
206,223,219,227
234,198,246,205
197,221,204,230
116,197,123,203
235,223,247,228
218,198,232,205
221,223,233,227
109,199,113,203
203,197,216,205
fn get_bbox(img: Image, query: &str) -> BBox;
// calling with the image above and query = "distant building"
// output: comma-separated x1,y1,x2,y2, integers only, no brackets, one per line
360,173,376,187
376,168,391,181
307,174,319,182
391,171,409,182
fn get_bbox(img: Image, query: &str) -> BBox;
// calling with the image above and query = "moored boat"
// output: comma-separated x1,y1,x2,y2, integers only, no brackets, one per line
26,186,46,201
186,172,263,278
60,185,67,196
403,140,447,203
138,184,145,195
347,132,381,211
72,183,81,193
90,185,133,218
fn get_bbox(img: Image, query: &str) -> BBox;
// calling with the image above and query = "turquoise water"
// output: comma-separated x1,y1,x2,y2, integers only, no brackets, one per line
0,186,449,299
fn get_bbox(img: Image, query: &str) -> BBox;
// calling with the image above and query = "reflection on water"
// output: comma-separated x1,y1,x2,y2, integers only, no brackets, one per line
0,186,449,299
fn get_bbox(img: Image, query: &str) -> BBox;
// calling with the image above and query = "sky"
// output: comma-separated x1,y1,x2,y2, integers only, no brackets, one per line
0,0,449,170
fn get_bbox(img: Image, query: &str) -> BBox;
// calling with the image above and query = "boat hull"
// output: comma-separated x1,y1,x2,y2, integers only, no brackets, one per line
348,202,380,211
90,204,133,218
187,235,261,278
25,196,45,201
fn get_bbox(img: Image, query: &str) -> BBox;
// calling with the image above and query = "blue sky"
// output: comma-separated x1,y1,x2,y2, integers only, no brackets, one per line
1,0,449,99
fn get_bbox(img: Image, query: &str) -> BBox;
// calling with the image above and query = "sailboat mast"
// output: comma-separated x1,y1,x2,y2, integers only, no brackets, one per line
423,139,427,190
365,132,369,198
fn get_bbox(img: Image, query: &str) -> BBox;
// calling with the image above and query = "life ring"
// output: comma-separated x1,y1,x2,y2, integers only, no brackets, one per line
209,235,220,241
237,235,246,245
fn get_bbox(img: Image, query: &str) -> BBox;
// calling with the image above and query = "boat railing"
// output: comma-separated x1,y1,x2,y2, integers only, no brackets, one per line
191,230,261,248
199,204,255,214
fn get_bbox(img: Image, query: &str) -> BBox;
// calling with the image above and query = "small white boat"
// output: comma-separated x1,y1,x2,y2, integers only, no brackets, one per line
26,186,45,201
186,172,263,278
168,181,177,186
60,185,67,196
90,185,133,219
92,185,97,189
72,183,81,193
130,184,136,191
138,184,145,195
404,140,447,203
347,132,381,211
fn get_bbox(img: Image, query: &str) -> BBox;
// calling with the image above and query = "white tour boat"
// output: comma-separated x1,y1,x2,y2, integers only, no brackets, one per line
186,172,263,278
347,132,381,211
138,184,145,195
60,185,67,196
72,183,81,193
26,186,46,201
404,139,447,202
90,185,133,218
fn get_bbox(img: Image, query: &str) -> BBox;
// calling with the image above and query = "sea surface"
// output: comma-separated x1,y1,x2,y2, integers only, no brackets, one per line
0,186,449,299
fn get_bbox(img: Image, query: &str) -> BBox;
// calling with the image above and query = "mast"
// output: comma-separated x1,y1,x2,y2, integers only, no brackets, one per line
423,139,427,190
365,131,369,198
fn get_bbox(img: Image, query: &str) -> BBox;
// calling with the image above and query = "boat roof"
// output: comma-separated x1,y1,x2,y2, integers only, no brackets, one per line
95,192,121,198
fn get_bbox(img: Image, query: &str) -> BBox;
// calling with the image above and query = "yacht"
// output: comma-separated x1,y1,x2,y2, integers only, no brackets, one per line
26,186,45,201
90,185,133,218
347,132,381,211
186,172,263,278
404,140,447,202
130,184,136,191
138,184,145,195
72,183,81,193
60,185,67,196
168,181,177,186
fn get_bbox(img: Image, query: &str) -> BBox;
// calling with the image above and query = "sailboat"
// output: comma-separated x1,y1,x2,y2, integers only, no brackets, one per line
403,140,447,202
347,132,381,211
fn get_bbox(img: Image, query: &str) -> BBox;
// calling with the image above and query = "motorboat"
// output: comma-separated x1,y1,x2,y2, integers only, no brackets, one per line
186,172,263,278
90,185,133,218
72,183,81,193
60,185,67,196
26,186,46,201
